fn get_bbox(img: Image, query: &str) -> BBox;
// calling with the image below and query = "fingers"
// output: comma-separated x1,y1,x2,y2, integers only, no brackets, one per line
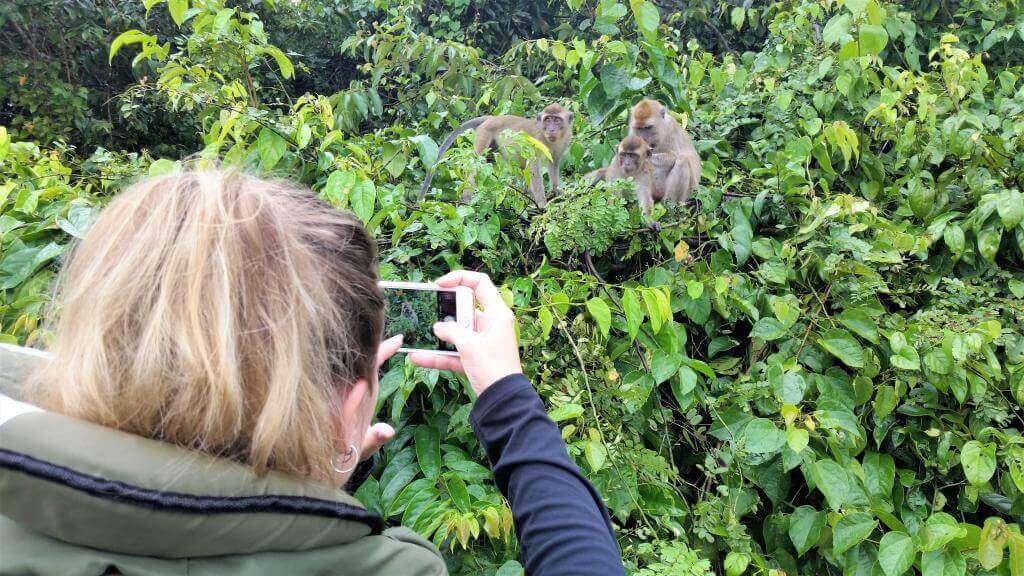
432,320,475,349
360,422,395,460
408,352,465,373
435,270,504,311
376,334,404,368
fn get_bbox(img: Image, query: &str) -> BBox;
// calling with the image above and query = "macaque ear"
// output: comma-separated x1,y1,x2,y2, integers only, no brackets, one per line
568,112,575,122
536,113,544,122
660,107,667,119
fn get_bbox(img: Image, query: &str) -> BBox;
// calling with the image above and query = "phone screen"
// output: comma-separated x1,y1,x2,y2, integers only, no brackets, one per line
383,287,457,351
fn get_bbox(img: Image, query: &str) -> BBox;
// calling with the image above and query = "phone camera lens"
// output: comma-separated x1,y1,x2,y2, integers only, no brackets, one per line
442,315,455,323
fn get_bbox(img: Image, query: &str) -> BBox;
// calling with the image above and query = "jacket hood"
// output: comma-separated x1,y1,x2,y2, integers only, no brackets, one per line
0,387,382,559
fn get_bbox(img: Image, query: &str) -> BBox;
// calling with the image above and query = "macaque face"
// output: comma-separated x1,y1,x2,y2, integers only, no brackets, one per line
632,123,657,149
541,114,567,140
619,151,642,173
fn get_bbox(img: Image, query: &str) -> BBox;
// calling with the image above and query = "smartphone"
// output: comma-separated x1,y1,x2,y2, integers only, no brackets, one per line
379,281,474,356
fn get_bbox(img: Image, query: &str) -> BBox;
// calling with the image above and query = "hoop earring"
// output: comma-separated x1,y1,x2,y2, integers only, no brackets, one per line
333,443,359,475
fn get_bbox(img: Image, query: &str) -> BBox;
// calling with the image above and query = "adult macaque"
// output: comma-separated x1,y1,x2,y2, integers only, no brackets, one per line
417,103,574,207
627,99,701,205
588,136,663,230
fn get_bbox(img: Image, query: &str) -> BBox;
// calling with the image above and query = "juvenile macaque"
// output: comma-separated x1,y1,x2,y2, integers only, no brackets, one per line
418,103,574,207
628,99,701,205
589,136,663,230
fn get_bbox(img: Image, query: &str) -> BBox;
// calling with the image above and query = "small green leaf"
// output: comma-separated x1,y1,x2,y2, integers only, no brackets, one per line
350,178,376,223
622,288,644,341
787,426,809,453
548,403,584,422
584,440,607,471
838,309,879,344
920,512,967,552
724,551,750,576
979,517,1008,570
859,24,889,56
538,306,553,340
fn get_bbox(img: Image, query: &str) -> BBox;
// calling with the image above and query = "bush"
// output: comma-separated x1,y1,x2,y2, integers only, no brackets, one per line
3,0,1024,574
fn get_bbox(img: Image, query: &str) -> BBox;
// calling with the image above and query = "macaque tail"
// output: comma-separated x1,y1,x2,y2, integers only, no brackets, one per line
417,116,487,200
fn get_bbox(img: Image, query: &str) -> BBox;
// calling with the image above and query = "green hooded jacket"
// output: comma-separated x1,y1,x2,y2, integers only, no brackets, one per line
0,344,447,576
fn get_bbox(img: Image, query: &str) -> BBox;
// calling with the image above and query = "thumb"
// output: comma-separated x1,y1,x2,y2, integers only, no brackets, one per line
433,321,474,350
361,422,395,459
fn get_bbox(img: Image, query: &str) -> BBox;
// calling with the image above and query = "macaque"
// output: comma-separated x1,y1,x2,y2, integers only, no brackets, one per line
627,99,701,205
589,136,663,230
418,103,574,207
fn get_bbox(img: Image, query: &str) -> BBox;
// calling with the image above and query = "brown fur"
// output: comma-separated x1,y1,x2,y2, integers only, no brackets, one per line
418,103,574,207
628,99,701,206
589,136,662,229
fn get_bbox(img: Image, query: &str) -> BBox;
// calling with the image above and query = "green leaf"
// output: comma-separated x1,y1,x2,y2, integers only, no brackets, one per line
256,127,287,170
844,0,868,17
961,440,997,485
889,332,921,371
920,512,967,552
414,426,441,481
751,317,788,341
445,475,471,513
256,46,295,79
977,227,1002,262
838,309,879,344
788,506,825,556
538,306,553,340
944,224,965,253
1009,532,1024,576
997,191,1024,228
878,531,916,576
585,298,612,337
979,517,1008,570
818,328,866,368
109,29,152,64
742,418,786,454
787,427,809,453
833,512,878,556
724,551,750,576
494,560,524,576
921,547,966,576
350,178,376,223
622,288,644,341
630,0,660,36
859,24,889,56
776,372,808,405
584,440,607,471
548,403,584,422
873,385,898,419
813,459,852,510
168,0,187,25
642,287,665,333
0,243,65,290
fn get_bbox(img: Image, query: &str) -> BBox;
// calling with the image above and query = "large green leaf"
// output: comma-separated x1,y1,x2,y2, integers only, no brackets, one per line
878,531,916,576
813,459,852,510
788,506,825,556
833,512,878,556
414,426,441,481
742,418,786,454
818,328,865,368
585,297,612,337
961,441,997,485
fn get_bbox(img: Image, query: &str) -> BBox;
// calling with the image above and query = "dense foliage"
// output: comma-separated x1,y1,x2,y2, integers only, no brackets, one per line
3,0,1024,574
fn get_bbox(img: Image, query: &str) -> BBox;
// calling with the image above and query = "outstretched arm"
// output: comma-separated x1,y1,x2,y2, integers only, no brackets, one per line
410,271,625,576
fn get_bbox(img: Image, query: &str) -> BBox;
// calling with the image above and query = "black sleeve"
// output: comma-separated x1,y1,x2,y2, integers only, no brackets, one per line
470,374,625,576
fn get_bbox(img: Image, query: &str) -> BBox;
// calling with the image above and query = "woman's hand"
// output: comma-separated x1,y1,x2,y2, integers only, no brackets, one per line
359,334,402,460
409,271,523,398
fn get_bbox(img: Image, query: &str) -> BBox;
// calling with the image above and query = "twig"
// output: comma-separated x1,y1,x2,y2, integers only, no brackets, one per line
583,250,651,373
795,283,833,360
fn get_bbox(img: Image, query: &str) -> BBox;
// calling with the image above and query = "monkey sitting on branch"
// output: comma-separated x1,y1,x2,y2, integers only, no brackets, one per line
627,98,701,206
586,136,666,230
417,103,574,208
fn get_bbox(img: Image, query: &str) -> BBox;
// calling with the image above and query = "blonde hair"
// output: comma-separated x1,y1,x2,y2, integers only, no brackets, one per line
29,169,384,481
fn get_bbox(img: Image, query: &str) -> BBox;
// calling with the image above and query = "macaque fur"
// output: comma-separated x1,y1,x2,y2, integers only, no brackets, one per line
627,99,701,206
418,103,574,207
587,136,662,229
